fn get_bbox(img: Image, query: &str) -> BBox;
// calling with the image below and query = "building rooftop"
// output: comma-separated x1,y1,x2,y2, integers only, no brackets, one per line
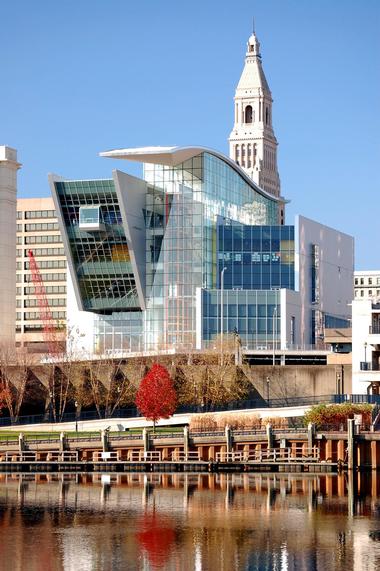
100,145,287,203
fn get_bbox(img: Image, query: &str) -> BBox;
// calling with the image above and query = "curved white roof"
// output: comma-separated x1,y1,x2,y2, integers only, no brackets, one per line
100,145,286,203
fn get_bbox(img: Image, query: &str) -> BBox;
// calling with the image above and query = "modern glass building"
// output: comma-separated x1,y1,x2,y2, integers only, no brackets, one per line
50,146,353,355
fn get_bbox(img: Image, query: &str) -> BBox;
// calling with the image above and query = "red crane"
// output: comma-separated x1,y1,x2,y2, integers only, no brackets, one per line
27,249,62,357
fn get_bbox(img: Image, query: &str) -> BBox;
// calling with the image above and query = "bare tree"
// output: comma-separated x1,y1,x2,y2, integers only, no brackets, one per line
0,346,37,423
175,340,250,410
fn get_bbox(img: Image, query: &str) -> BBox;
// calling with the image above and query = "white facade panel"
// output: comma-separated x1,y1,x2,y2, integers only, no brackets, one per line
295,215,354,346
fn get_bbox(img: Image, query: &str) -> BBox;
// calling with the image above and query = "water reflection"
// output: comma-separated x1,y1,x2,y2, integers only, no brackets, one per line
0,472,379,570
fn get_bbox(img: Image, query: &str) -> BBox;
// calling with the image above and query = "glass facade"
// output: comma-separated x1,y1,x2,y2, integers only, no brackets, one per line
142,152,279,350
217,218,294,290
55,180,140,313
202,289,281,349
54,151,280,352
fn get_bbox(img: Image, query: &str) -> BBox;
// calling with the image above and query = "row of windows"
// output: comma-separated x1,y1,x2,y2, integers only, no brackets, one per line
22,209,56,219
22,285,67,295
18,222,60,232
21,235,62,245
17,311,66,321
355,276,380,286
18,298,66,308
204,317,280,336
355,289,380,298
22,259,66,270
17,247,66,258
21,273,66,283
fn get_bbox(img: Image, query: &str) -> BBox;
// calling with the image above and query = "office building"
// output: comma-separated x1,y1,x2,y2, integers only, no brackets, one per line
50,147,352,356
352,298,380,394
0,146,20,346
16,197,67,352
354,270,380,301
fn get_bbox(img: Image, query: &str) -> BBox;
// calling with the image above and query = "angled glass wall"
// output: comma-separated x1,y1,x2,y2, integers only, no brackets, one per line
54,180,140,313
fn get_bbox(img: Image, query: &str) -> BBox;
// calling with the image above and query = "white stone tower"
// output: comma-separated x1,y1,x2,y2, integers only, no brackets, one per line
0,146,21,347
229,32,283,220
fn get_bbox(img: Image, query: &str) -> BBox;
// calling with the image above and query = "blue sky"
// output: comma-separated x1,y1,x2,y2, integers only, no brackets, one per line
1,0,379,269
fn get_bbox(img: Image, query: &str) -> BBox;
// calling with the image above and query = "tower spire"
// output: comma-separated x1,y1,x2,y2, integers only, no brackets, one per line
228,32,283,221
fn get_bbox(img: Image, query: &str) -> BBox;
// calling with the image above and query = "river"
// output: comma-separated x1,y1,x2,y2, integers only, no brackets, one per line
0,472,379,570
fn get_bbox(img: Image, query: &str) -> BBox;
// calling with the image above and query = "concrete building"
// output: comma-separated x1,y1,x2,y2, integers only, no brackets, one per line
16,197,67,352
0,146,20,347
352,298,380,395
228,32,284,222
354,270,380,301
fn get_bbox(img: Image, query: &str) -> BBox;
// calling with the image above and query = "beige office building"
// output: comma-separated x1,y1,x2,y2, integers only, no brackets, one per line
354,271,380,301
16,197,67,352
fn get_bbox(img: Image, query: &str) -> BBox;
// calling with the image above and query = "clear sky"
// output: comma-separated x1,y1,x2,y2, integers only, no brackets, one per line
1,0,379,269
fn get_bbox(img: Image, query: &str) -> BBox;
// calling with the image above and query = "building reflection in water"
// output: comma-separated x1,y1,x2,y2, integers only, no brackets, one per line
0,472,379,570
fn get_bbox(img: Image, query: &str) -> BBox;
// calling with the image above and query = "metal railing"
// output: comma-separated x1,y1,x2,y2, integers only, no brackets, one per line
369,325,380,334
360,362,380,371
1,394,380,428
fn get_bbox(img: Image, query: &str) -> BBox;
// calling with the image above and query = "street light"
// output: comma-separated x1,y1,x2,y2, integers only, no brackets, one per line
49,391,53,423
364,342,368,363
266,376,270,407
220,266,227,359
272,306,277,366
74,400,78,433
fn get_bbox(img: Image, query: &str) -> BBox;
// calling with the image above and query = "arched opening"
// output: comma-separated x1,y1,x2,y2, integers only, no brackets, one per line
245,105,253,124
265,107,269,125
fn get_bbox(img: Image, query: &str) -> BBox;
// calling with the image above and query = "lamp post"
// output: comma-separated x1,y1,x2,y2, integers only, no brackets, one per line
220,266,227,360
266,376,270,407
74,400,78,433
272,306,277,367
364,342,368,364
49,391,53,423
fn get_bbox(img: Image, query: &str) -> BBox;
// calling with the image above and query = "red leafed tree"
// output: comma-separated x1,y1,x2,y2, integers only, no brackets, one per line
0,382,11,416
136,364,177,431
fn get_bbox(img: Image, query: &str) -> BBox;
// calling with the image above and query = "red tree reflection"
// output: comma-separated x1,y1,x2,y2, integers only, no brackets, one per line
136,512,176,569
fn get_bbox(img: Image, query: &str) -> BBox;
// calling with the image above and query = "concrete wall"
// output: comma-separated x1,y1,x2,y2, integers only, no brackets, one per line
244,364,352,400
0,146,19,346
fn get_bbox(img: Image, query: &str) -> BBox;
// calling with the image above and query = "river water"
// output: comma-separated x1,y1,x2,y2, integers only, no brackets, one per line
0,472,379,570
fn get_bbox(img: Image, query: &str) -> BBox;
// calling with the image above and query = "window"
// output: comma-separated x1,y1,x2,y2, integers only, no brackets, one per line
354,278,358,285
25,210,56,219
369,290,373,296
369,278,373,285
25,235,62,244
25,222,59,232
79,206,100,225
245,105,253,124
360,278,364,285
361,290,364,297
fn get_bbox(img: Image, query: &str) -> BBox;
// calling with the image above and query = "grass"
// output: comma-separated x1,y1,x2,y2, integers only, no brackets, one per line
0,425,186,441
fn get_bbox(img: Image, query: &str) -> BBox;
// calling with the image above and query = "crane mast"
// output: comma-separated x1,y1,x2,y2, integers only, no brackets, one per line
27,249,62,357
